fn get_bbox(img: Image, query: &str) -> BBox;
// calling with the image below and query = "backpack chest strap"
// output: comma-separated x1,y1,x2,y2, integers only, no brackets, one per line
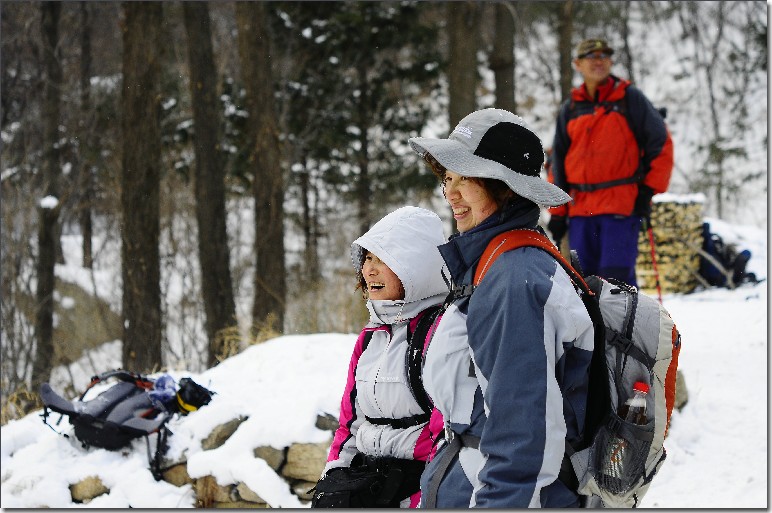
364,413,431,430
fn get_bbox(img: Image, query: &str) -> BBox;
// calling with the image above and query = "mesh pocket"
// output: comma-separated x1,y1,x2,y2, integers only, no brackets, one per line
589,416,653,495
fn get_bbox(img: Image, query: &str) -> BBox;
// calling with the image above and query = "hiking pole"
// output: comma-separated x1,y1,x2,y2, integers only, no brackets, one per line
643,217,663,304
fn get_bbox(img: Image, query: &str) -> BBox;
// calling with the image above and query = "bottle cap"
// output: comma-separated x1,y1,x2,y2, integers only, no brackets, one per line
633,381,650,394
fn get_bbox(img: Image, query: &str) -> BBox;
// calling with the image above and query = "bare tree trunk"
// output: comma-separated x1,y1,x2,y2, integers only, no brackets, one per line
355,61,371,235
183,1,238,367
446,1,481,129
121,1,163,372
678,1,728,218
491,2,516,113
79,1,94,269
619,2,636,84
703,3,727,219
445,1,480,233
299,158,319,275
557,0,574,104
235,2,286,334
32,1,62,391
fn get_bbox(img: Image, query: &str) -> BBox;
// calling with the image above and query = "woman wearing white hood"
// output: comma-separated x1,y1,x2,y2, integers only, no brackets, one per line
311,206,448,508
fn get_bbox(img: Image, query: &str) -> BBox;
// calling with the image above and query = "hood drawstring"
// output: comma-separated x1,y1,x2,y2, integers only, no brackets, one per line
394,302,406,325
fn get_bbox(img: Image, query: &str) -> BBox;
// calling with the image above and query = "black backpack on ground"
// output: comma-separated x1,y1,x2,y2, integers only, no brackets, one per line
40,369,213,480
697,222,757,289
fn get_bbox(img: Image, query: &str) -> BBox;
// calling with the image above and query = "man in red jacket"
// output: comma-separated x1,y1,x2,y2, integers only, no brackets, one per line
549,38,673,287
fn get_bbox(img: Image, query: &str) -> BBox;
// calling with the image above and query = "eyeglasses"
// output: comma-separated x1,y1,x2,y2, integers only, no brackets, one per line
579,51,612,61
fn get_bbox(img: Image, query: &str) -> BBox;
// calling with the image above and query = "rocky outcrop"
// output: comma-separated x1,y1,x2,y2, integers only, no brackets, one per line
65,413,338,507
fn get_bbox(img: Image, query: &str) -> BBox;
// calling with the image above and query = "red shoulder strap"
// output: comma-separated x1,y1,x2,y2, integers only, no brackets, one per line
473,229,592,295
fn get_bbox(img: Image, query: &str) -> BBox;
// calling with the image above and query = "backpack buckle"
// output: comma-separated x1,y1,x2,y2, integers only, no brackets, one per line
444,423,454,444
608,330,634,354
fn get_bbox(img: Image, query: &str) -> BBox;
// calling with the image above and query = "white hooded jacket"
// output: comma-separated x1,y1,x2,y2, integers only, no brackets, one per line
324,206,448,480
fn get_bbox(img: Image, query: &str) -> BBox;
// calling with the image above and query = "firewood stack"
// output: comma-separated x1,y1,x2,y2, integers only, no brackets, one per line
636,194,706,295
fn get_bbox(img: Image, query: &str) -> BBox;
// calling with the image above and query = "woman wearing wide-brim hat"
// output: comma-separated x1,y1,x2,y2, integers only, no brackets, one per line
411,109,595,508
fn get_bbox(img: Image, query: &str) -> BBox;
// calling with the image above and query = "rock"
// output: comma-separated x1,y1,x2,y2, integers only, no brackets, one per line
195,475,234,508
214,500,270,508
69,476,109,503
282,441,329,482
291,479,317,501
201,416,249,450
315,412,339,432
162,463,193,487
253,445,285,471
235,482,267,504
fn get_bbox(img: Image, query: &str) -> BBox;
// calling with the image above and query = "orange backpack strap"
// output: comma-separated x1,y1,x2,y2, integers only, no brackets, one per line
473,229,591,295
663,325,681,437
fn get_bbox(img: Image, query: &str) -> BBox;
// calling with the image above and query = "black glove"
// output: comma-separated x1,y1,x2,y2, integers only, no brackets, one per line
634,185,655,222
547,216,568,244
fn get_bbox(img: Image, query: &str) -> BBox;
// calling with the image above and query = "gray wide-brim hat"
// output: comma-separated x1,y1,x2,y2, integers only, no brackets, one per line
409,108,571,207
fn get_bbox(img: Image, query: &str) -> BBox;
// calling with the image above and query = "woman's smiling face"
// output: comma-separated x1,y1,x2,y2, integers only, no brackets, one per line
441,170,499,233
361,251,404,300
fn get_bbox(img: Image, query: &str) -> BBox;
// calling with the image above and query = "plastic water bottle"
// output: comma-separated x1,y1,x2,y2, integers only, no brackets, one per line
601,381,649,493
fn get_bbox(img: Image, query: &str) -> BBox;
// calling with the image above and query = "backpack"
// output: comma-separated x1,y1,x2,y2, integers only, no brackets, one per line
472,229,681,508
40,369,214,480
697,222,755,289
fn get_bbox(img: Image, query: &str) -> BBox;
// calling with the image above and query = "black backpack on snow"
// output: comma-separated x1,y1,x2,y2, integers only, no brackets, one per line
40,369,213,480
697,222,756,288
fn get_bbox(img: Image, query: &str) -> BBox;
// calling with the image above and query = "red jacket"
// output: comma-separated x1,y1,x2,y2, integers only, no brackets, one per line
549,76,673,217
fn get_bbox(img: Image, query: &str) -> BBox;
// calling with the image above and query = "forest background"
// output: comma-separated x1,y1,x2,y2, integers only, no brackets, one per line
1,1,767,419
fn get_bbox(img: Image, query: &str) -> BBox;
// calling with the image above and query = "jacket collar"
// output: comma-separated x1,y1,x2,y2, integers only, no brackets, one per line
438,198,541,286
366,293,446,327
572,74,630,103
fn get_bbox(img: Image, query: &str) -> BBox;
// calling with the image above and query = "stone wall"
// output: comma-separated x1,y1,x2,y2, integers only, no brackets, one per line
69,413,338,507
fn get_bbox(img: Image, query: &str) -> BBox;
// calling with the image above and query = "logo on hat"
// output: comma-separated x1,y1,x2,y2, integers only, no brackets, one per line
452,125,473,139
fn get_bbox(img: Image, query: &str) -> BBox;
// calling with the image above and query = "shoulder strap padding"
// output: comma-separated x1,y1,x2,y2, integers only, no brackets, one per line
40,382,79,417
474,229,590,293
406,304,444,416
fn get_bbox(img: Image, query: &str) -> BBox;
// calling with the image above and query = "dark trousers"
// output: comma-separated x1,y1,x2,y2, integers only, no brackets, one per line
569,214,642,287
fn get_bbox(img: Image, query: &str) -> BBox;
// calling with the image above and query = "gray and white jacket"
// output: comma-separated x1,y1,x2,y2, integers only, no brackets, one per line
420,200,595,508
324,207,448,481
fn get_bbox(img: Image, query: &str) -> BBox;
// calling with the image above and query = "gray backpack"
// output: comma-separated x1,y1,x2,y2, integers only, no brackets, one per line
473,229,682,507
